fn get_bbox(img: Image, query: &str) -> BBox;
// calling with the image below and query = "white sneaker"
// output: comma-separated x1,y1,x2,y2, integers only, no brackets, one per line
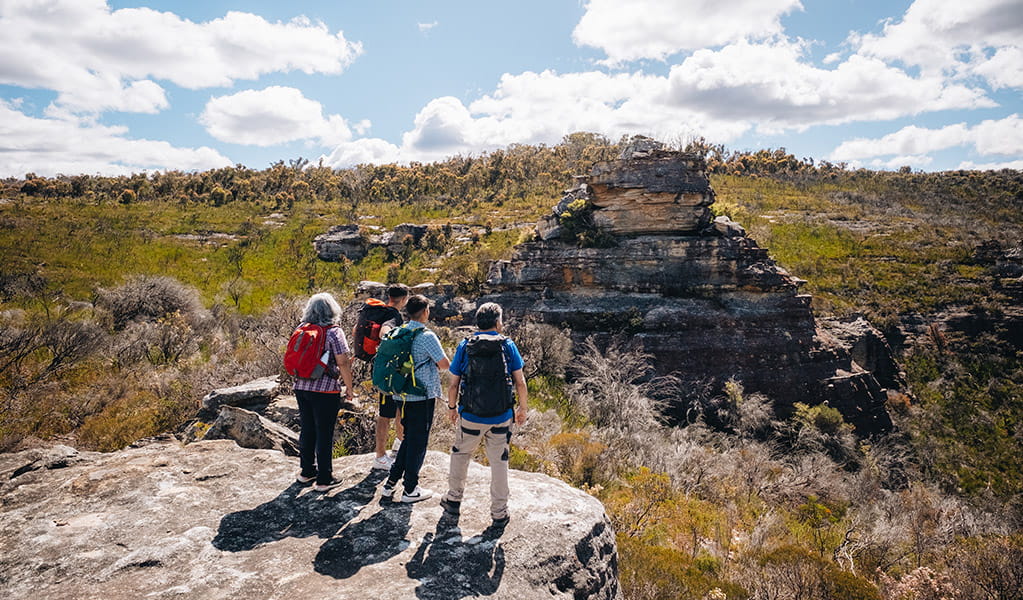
372,454,394,470
390,438,402,456
381,479,398,497
401,486,433,503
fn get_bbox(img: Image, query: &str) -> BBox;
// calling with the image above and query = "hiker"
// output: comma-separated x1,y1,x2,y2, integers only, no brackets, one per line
440,302,528,525
292,292,354,492
380,294,450,503
352,284,410,470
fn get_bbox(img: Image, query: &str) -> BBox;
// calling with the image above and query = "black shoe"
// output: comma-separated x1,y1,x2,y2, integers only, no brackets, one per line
313,477,343,492
440,498,461,515
491,514,510,526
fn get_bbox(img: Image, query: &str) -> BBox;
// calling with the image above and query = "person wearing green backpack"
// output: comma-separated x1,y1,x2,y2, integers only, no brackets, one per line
377,294,450,503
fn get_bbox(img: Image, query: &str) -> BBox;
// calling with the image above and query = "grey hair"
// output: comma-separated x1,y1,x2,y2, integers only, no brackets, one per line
475,302,503,330
302,292,342,326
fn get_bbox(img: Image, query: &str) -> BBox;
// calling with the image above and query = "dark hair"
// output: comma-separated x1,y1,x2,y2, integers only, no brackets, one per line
405,294,431,319
387,284,409,299
475,302,503,330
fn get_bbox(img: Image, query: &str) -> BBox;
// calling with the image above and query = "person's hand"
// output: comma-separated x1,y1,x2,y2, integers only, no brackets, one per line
514,405,527,426
448,407,458,425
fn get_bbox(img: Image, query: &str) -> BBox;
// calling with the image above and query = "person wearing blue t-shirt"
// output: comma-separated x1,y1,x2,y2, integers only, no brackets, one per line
440,302,528,525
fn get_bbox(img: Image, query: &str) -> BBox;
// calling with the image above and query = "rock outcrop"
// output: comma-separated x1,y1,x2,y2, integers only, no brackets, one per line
0,440,621,600
485,139,893,433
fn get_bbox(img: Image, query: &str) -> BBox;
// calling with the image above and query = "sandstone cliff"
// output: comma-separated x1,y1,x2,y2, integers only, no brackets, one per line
0,440,620,600
485,139,893,433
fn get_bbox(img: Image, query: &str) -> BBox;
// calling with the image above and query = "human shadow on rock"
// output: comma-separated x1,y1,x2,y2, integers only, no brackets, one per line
406,513,506,600
212,470,386,552
314,500,414,578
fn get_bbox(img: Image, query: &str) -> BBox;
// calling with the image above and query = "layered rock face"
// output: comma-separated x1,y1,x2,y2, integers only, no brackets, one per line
0,441,620,600
486,141,892,433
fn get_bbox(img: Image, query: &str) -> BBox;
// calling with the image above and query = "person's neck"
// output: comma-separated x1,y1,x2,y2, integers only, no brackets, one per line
478,328,498,334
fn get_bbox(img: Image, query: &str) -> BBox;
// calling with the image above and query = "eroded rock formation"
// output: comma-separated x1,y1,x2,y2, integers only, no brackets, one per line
485,139,893,433
0,441,621,600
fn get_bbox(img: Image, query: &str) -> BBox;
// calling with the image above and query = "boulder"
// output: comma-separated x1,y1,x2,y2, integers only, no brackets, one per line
199,376,280,416
0,441,621,600
820,316,905,390
711,215,746,238
201,405,300,456
314,224,367,261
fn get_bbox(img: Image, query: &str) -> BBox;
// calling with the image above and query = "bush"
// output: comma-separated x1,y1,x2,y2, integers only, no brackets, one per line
508,321,573,379
96,275,207,330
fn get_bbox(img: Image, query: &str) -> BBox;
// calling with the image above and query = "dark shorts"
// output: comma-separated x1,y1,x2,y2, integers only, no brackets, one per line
378,393,397,419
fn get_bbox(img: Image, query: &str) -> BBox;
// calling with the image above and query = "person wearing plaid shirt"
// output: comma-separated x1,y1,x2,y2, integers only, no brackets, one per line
293,293,354,492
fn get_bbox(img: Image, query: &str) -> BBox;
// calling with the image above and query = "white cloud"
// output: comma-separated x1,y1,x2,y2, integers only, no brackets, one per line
957,158,1023,170
666,40,994,132
418,21,438,33
321,138,401,168
0,0,362,114
200,86,353,147
572,0,803,63
830,115,1023,163
0,100,232,177
855,0,1023,88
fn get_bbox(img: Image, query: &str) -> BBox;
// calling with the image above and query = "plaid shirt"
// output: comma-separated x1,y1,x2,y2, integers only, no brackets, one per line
401,321,447,401
293,326,350,393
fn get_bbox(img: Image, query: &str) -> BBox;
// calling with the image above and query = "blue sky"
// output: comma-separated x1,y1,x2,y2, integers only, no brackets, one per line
1,0,1020,177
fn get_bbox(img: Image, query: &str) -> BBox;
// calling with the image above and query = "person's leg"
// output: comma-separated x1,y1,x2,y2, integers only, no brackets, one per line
445,421,485,503
394,416,405,444
295,390,317,479
386,399,409,486
483,420,513,519
400,399,435,494
312,392,341,485
375,393,396,459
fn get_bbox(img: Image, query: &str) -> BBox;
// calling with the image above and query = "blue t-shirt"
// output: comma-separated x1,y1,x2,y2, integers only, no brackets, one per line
449,332,524,424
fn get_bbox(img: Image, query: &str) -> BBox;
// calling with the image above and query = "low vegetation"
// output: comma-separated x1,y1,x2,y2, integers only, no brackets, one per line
2,133,1022,598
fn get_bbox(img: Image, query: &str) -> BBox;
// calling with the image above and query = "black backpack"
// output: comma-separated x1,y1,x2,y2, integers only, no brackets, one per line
352,300,402,362
459,334,514,417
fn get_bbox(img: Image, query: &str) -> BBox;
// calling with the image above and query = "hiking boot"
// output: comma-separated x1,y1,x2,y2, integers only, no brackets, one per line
296,471,316,484
440,498,461,515
491,514,510,526
372,454,394,470
313,477,343,492
401,486,433,503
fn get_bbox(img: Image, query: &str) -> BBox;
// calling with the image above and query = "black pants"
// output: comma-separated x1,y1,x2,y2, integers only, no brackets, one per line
387,398,435,493
295,389,341,485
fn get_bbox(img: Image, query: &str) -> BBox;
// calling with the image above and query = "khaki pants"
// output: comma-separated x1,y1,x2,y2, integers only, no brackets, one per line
445,418,513,519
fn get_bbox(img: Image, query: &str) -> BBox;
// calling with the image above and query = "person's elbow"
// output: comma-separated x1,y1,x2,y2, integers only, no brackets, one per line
437,357,451,371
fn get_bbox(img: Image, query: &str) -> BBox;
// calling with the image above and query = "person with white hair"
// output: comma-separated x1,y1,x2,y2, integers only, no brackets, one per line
293,292,354,492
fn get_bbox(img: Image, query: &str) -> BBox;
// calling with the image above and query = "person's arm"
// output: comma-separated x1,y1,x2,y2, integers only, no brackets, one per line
446,374,461,424
336,351,354,403
511,369,528,425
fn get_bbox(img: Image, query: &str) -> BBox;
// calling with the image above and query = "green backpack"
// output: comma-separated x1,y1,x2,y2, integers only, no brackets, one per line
372,324,428,396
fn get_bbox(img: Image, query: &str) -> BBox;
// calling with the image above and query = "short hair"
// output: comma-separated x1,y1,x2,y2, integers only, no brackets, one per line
405,294,431,319
387,284,409,299
475,302,503,330
302,292,341,326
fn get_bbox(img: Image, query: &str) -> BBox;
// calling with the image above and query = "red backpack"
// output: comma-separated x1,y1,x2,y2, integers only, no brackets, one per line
352,299,401,361
283,323,334,379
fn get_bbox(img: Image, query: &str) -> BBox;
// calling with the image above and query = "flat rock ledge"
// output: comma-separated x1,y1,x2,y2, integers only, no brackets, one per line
0,439,620,600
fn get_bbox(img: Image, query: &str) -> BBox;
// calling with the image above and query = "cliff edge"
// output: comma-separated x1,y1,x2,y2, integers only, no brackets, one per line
0,439,620,600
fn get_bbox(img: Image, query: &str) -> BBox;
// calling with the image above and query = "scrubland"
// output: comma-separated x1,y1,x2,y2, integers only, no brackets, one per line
2,134,1022,599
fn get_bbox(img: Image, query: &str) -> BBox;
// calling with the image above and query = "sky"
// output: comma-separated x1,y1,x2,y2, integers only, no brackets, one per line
0,0,1021,178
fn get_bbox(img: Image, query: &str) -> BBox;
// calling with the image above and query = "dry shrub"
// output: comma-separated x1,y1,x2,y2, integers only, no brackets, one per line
96,275,207,330
507,321,573,379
